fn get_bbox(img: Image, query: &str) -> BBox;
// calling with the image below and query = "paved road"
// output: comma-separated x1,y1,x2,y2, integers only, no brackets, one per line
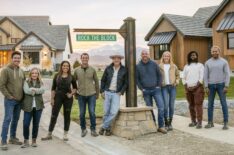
0,82,84,155
0,79,143,155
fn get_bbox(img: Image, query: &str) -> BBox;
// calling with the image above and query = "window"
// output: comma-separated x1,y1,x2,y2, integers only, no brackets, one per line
0,36,2,44
154,44,170,59
23,51,40,64
228,33,234,49
11,38,21,44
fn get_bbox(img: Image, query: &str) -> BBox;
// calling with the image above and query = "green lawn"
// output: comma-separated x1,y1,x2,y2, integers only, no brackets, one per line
176,77,234,99
71,97,104,121
97,70,104,79
69,70,234,120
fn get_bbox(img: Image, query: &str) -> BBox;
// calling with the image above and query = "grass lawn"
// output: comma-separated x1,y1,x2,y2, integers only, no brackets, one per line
176,77,234,99
71,96,104,121
70,70,234,120
97,70,104,79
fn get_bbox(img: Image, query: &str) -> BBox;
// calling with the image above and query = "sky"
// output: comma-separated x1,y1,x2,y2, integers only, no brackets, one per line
1,0,223,50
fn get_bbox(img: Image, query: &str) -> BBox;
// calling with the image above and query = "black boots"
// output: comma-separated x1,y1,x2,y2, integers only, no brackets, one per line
189,121,197,127
204,122,214,129
223,122,229,130
165,118,173,131
164,119,169,130
168,118,173,131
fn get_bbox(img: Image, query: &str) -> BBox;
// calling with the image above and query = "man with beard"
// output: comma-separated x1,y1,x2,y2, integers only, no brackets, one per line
182,51,205,129
0,51,25,150
204,46,230,130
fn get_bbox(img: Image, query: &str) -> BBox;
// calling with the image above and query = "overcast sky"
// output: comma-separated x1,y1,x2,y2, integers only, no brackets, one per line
1,0,223,50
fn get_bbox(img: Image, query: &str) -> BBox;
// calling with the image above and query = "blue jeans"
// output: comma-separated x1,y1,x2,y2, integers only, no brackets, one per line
161,85,176,119
77,95,96,130
1,99,21,143
143,87,165,128
102,91,120,129
23,108,42,140
208,83,228,122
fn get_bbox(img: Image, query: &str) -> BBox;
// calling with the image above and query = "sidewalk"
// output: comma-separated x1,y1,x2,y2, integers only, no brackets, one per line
0,94,85,155
173,115,234,145
0,84,143,155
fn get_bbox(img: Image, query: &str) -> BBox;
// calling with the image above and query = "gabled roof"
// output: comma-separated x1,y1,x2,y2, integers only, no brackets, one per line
145,6,218,41
206,0,230,27
0,17,27,34
0,27,10,37
13,31,54,50
0,16,72,52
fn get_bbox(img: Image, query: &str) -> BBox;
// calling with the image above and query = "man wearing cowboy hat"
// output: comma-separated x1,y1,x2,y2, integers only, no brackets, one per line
99,52,128,136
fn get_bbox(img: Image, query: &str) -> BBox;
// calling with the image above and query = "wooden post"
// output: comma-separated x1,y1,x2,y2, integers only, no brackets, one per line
73,17,138,107
123,17,137,107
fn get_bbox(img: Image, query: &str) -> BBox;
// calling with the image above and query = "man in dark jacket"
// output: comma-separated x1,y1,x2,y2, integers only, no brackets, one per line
136,50,167,134
99,52,128,136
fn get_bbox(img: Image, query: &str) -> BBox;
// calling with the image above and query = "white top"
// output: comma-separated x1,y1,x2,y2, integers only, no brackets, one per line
182,63,204,87
109,67,120,91
32,97,36,108
164,64,170,85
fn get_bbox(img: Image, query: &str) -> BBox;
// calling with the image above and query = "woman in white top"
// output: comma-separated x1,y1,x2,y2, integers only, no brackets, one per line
159,51,180,131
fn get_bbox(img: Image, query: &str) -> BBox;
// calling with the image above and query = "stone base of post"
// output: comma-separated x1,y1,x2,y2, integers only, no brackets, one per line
112,106,157,139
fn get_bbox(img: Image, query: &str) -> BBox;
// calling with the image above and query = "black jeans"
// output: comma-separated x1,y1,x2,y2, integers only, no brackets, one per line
49,92,73,132
23,108,42,140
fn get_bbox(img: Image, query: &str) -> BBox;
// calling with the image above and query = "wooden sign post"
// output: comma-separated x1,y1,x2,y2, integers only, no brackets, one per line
74,17,137,107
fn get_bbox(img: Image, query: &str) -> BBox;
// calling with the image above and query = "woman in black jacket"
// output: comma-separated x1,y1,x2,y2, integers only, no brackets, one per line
41,61,77,141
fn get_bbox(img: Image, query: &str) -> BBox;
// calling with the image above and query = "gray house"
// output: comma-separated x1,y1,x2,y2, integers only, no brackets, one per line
0,16,73,70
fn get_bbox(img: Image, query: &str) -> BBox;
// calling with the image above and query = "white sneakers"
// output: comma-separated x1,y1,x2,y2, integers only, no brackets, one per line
63,131,69,141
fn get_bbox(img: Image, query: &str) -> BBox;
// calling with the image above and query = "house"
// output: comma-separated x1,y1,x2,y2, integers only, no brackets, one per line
0,16,73,70
205,0,234,70
145,6,217,69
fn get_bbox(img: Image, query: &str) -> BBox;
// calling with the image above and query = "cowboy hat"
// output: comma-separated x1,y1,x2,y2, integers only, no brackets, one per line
109,52,124,59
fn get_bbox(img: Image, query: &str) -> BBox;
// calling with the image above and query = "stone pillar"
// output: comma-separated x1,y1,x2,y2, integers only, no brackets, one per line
112,107,157,139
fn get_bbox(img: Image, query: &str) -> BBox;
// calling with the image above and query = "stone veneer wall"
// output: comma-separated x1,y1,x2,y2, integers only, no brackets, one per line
112,107,157,139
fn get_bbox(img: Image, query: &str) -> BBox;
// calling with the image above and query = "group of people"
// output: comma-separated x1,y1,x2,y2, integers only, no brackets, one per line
0,51,128,151
0,45,231,151
137,45,230,134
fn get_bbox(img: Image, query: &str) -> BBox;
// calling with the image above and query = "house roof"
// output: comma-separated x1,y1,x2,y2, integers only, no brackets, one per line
217,12,234,31
0,16,72,52
13,31,54,50
205,0,230,27
145,6,218,41
0,27,10,37
148,31,176,45
0,44,15,50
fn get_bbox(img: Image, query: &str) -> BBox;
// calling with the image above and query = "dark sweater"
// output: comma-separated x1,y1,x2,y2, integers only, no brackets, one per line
136,60,162,90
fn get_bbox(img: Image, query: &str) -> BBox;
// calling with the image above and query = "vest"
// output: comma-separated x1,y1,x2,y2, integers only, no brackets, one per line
21,80,44,112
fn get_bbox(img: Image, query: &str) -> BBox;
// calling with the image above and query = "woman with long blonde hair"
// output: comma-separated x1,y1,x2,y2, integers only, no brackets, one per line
159,51,180,131
21,67,45,148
